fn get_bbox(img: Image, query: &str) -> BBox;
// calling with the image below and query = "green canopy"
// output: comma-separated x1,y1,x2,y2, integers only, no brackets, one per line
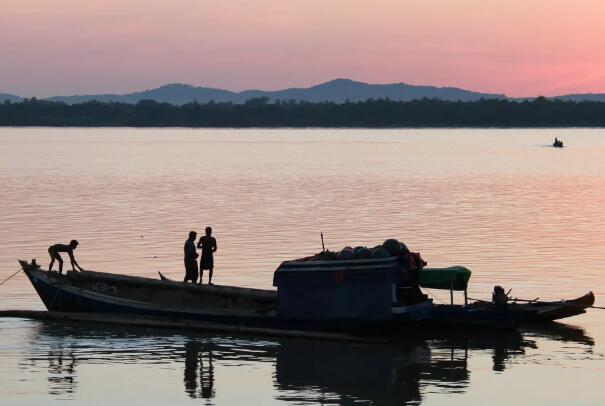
420,266,472,291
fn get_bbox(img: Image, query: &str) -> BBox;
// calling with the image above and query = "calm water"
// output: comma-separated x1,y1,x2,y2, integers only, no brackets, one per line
0,128,604,405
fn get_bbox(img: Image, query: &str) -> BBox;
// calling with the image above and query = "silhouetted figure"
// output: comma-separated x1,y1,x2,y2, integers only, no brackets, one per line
197,227,217,285
184,231,199,283
553,138,564,147
492,285,509,307
48,240,83,274
399,243,427,303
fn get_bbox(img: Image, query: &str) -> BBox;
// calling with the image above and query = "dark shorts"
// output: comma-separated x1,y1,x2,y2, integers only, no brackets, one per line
185,259,198,280
200,254,213,271
48,248,62,261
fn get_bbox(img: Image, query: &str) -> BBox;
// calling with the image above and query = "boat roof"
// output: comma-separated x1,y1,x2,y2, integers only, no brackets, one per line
276,256,401,273
420,266,472,291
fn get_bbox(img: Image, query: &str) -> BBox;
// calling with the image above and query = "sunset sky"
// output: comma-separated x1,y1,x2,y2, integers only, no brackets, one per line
2,0,605,97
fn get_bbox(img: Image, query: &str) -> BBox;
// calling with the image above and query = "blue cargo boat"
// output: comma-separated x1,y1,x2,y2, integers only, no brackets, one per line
19,257,433,335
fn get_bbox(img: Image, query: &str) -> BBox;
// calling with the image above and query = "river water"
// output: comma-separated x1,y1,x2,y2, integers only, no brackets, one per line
0,128,604,405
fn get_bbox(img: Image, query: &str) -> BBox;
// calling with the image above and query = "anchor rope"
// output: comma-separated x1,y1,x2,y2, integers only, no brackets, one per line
0,269,22,287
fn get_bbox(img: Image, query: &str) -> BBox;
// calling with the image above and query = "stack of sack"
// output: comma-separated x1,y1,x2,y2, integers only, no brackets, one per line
331,238,407,260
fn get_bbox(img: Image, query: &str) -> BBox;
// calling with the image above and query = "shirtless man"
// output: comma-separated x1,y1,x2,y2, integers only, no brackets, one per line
197,227,217,285
48,240,84,274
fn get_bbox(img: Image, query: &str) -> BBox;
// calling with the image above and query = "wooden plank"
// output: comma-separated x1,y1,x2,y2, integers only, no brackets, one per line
0,310,384,343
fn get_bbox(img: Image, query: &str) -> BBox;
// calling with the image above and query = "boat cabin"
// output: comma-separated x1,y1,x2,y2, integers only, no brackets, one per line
273,256,414,321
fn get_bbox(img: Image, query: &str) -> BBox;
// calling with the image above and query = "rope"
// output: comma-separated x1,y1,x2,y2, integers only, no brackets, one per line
467,297,489,303
421,287,447,304
0,269,22,287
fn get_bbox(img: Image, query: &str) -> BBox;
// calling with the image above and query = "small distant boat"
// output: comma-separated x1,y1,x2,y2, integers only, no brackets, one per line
553,139,564,148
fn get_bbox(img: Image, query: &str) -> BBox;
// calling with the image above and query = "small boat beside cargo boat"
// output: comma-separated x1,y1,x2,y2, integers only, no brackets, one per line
469,291,595,322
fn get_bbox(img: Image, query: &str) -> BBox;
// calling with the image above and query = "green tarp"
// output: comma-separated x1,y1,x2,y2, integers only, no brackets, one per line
420,266,472,291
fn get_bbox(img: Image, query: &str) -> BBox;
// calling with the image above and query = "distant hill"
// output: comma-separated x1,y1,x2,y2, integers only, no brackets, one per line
0,93,23,103
6,79,605,105
551,93,605,102
44,79,506,105
47,84,237,105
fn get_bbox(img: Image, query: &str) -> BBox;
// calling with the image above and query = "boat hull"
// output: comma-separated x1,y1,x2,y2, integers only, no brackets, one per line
429,292,594,327
467,292,595,323
429,305,516,329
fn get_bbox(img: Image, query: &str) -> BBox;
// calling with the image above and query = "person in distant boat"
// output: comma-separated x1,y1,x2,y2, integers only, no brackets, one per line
48,240,84,274
184,231,199,283
197,227,217,285
400,243,427,300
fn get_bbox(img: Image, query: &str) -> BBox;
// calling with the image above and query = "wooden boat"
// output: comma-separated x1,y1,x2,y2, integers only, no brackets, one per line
469,292,595,322
420,266,595,324
20,260,277,324
22,254,587,332
18,258,433,336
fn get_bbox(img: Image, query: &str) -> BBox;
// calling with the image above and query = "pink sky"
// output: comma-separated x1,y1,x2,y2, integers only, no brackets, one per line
2,0,605,97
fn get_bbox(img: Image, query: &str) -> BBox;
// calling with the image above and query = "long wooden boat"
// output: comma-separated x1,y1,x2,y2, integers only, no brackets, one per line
18,259,433,336
22,255,589,333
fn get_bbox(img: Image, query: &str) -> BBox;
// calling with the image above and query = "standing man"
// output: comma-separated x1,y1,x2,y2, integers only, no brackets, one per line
197,227,217,285
48,240,84,274
184,231,199,283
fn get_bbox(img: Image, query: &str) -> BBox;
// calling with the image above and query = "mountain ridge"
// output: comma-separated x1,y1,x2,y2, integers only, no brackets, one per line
4,79,506,105
0,93,23,103
3,79,605,104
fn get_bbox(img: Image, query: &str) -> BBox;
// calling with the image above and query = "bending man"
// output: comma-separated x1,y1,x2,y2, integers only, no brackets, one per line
48,240,84,274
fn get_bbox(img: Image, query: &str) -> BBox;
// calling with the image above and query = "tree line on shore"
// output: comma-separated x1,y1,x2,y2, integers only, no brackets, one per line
2,96,605,127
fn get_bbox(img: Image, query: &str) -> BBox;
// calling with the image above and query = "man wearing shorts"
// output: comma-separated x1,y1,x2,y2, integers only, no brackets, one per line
48,240,84,274
197,227,217,285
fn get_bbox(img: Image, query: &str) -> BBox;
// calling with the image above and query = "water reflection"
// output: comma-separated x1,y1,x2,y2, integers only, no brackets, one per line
274,339,456,404
46,349,77,396
17,321,594,404
522,323,595,347
424,330,532,374
183,340,215,399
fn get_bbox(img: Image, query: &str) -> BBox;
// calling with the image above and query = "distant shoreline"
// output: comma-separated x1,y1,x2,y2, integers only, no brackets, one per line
3,97,605,128
5,125,603,129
